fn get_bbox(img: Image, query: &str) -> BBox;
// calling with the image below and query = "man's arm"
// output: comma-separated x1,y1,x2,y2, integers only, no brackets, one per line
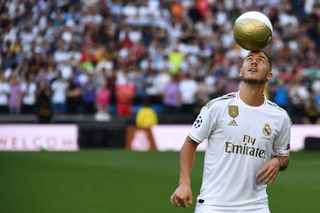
170,136,199,208
275,155,289,171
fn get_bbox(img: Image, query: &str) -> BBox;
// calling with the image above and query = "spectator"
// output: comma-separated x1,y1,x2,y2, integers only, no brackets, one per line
272,79,290,110
36,79,52,123
115,79,135,116
303,92,320,124
66,79,82,114
168,47,184,75
95,81,111,121
82,72,96,114
195,76,210,113
162,75,181,114
0,71,10,114
289,77,310,119
8,74,22,114
21,73,37,114
51,73,68,114
179,73,198,114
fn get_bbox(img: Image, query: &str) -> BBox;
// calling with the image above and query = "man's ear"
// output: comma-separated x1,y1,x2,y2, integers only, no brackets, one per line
239,67,243,76
267,71,272,80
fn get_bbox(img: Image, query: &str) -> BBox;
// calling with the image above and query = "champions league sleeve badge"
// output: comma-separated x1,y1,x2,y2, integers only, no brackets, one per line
193,116,203,128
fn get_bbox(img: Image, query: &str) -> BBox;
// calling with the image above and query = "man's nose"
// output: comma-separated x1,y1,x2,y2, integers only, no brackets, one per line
251,59,258,65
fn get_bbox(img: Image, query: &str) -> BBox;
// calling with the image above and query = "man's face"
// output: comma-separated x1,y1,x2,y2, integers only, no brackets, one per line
240,51,272,84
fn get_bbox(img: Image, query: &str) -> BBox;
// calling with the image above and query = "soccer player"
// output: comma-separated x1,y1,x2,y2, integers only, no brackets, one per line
170,50,291,213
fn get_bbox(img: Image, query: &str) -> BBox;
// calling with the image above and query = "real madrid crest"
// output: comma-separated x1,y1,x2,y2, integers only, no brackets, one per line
228,105,239,126
263,123,271,136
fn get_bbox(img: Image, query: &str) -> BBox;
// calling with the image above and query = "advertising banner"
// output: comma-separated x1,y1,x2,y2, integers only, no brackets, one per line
290,125,320,151
126,125,207,151
0,125,79,151
151,125,208,151
126,127,157,151
126,124,320,152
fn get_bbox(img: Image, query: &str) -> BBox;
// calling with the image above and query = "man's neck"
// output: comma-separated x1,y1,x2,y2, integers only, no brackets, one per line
239,83,266,106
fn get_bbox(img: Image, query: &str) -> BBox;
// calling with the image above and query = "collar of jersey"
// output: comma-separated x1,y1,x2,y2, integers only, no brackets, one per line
236,91,266,110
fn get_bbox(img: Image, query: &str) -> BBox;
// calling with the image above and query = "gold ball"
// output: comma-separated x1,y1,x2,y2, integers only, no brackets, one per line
234,14,273,50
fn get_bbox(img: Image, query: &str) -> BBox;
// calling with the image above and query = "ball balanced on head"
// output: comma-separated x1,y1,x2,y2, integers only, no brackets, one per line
233,11,273,50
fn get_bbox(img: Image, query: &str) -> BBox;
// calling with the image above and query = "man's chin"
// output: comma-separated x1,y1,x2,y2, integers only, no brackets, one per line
242,78,266,85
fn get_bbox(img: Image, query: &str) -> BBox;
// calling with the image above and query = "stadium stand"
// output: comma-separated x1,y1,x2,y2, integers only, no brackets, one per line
0,0,319,126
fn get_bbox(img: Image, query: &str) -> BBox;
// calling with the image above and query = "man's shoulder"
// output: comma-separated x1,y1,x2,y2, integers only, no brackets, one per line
205,92,237,109
265,99,288,114
265,99,292,122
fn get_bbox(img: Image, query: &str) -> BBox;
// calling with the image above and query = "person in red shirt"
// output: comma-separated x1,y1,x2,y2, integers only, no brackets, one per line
115,82,135,116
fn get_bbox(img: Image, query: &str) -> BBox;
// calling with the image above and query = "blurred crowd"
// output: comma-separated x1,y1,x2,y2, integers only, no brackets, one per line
0,0,320,123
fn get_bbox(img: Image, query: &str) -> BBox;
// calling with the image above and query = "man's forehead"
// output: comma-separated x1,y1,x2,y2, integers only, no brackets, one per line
244,50,272,69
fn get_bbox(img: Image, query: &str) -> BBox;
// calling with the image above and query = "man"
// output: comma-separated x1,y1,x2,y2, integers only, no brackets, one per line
170,50,291,213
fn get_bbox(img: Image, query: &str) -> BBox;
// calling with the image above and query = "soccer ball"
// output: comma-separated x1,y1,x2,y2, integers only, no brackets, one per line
233,11,273,51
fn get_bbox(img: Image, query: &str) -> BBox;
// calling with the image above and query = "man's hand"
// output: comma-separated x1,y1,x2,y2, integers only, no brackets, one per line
170,137,198,208
256,158,281,185
170,184,193,208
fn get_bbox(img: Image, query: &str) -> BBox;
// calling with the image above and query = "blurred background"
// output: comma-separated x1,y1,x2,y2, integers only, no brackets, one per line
0,0,320,212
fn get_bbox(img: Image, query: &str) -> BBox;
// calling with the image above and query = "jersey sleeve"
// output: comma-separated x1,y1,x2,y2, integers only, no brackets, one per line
188,105,218,143
273,115,291,156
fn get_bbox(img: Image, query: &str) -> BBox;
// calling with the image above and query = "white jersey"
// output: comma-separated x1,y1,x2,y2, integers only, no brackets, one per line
189,92,291,212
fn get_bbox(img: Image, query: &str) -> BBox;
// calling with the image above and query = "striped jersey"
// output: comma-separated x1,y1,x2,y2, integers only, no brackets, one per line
189,91,291,212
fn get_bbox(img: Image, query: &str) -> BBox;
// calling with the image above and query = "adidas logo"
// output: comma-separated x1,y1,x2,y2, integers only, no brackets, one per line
228,119,238,126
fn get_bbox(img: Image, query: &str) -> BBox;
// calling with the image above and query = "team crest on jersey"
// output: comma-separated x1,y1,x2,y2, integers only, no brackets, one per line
193,116,202,128
263,123,272,136
228,105,238,126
